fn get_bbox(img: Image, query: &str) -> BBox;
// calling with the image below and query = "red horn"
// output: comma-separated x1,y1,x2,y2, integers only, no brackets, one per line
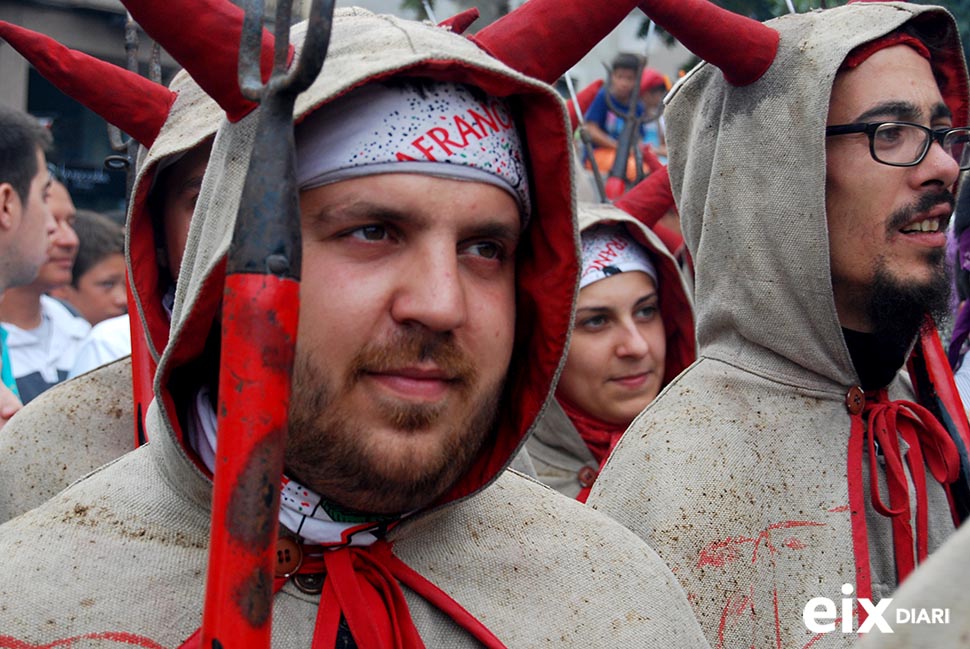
614,167,685,255
472,0,641,84
638,0,779,86
614,166,674,229
439,8,480,35
0,21,175,146
120,0,284,123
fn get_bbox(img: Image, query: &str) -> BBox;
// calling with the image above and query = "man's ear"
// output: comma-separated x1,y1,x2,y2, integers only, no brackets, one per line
0,183,21,232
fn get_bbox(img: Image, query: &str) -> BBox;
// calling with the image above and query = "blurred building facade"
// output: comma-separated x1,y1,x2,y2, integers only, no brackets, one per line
1,0,181,214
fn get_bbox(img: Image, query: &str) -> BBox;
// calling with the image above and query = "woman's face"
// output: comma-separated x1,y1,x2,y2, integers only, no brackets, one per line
558,271,666,425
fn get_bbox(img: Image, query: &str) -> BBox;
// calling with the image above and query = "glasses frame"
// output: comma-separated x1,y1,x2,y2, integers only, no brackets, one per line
824,120,970,171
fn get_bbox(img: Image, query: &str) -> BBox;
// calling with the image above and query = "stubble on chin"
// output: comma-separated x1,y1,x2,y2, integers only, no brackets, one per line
284,331,503,515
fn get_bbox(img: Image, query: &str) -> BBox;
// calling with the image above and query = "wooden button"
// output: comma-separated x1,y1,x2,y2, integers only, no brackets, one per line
293,572,325,595
845,386,865,415
275,536,303,577
577,466,598,488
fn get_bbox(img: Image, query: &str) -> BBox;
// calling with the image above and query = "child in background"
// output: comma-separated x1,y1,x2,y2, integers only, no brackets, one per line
51,210,126,326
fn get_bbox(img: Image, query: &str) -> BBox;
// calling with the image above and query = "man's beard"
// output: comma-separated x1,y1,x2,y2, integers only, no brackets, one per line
284,328,503,515
867,255,950,357
867,190,954,356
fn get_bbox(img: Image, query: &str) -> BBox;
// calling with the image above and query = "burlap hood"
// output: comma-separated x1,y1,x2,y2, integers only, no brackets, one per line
588,5,969,647
127,69,223,364
143,8,578,512
666,2,968,387
527,201,696,498
575,202,696,389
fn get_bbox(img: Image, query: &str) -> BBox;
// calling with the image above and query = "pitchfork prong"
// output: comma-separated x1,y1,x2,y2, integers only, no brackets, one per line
273,0,294,70
286,0,333,93
238,0,332,103
238,0,267,101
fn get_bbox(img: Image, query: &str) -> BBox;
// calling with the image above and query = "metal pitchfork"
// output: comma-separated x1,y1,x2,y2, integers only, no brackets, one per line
201,0,334,646
105,11,162,197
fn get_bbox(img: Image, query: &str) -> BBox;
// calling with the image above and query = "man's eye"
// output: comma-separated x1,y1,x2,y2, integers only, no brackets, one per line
873,125,906,147
350,225,387,241
464,241,503,260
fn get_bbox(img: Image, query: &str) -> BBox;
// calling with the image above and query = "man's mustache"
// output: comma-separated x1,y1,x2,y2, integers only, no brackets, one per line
349,330,477,386
887,190,956,233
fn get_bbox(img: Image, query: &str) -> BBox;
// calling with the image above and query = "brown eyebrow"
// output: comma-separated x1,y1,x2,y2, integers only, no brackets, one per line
932,102,953,122
576,306,612,315
576,290,658,315
854,100,951,124
460,221,520,248
305,199,520,245
303,200,414,228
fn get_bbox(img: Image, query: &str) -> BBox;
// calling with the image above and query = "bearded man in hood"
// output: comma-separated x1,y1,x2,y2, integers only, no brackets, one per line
589,1,970,648
0,2,713,647
0,0,592,518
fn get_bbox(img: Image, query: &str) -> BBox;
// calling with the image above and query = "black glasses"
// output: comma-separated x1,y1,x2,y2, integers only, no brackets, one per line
825,121,970,171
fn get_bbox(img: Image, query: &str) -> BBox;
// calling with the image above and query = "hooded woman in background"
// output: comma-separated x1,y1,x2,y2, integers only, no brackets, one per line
527,202,695,501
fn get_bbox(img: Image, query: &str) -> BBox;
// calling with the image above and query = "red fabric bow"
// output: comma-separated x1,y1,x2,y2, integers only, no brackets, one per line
846,389,961,625
181,540,507,649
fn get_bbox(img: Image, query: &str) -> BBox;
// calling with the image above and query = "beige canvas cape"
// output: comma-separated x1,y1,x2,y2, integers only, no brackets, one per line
857,516,970,647
0,62,224,525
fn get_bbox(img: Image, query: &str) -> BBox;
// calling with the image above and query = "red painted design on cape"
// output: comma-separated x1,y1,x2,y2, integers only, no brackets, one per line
0,632,166,649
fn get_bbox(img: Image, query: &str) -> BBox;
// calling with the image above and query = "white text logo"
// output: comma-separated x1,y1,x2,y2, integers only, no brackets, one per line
802,583,950,634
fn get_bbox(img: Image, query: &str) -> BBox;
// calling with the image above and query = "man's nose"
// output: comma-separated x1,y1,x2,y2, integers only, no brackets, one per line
44,207,56,239
112,284,128,310
919,137,961,189
56,223,79,250
389,248,467,333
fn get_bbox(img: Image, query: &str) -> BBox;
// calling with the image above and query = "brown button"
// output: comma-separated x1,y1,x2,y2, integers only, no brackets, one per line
293,572,325,595
577,466,598,488
845,386,865,415
275,536,303,577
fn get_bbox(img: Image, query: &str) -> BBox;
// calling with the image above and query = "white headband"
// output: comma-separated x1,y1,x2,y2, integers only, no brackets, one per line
579,224,657,290
295,80,530,218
